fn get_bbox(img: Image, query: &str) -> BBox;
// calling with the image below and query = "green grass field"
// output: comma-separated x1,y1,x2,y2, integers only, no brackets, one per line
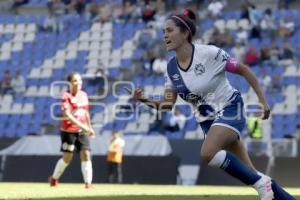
0,183,299,200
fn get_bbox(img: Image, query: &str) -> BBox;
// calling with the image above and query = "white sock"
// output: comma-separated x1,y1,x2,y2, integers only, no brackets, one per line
52,158,69,180
256,171,264,177
208,150,226,167
81,161,93,184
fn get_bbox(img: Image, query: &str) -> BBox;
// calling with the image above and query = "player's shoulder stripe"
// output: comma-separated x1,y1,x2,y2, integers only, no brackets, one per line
167,56,177,68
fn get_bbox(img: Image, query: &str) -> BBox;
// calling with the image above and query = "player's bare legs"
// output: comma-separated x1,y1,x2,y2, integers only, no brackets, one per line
63,152,73,164
80,149,90,161
201,125,237,161
49,152,73,187
201,125,274,200
80,149,93,188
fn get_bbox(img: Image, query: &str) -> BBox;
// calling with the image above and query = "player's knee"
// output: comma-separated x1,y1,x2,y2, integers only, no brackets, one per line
63,157,72,164
63,153,73,164
80,150,90,161
200,149,215,163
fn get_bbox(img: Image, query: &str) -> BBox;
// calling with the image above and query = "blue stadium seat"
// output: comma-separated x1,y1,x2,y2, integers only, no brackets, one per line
0,115,9,124
282,77,297,85
16,122,30,137
184,119,198,131
0,122,7,134
102,122,114,131
5,123,18,137
272,124,284,138
120,59,132,69
113,120,127,130
9,115,21,122
104,95,118,104
108,68,120,78
112,38,123,49
20,114,33,124
144,76,154,86
223,11,241,19
200,19,214,30
133,76,143,86
153,76,164,86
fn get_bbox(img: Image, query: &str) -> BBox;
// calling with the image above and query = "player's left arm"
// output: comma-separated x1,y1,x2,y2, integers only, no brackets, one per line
212,47,270,120
84,95,95,137
230,62,270,120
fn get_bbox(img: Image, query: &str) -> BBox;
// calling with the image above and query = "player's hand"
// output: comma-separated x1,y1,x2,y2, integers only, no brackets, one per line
133,88,144,101
85,127,95,138
261,103,270,120
124,87,144,101
82,126,95,137
81,125,90,133
89,129,96,138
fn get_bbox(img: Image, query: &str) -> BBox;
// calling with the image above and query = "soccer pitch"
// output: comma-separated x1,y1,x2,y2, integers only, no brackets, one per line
0,183,299,200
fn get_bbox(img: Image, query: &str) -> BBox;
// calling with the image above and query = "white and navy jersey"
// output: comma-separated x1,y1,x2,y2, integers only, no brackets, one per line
165,44,237,112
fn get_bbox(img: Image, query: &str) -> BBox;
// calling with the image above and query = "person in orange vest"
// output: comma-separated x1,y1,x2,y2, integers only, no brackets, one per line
107,131,125,183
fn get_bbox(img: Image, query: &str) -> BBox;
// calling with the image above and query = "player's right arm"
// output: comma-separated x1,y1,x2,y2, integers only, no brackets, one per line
129,87,177,111
63,109,93,134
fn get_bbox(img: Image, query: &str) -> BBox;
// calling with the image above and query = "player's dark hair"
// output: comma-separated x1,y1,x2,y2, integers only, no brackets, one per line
67,72,80,82
168,14,196,43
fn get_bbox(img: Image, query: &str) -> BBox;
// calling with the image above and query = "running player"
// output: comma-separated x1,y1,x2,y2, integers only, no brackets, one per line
127,13,296,200
49,72,95,189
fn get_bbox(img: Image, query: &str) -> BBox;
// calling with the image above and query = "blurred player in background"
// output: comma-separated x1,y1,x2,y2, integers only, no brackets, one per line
128,12,296,200
107,131,125,184
49,72,95,189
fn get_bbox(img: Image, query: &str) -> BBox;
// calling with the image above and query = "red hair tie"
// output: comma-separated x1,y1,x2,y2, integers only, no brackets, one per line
182,9,189,17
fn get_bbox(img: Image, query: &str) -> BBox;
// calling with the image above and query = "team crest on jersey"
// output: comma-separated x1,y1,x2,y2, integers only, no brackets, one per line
186,93,202,105
194,63,205,76
70,98,77,104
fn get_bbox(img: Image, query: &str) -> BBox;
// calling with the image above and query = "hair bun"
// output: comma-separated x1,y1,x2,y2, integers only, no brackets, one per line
182,8,196,22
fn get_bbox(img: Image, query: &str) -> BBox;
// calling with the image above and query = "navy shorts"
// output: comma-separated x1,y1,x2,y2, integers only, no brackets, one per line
198,92,246,137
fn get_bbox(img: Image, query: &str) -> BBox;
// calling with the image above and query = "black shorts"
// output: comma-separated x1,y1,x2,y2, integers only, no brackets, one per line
60,131,91,153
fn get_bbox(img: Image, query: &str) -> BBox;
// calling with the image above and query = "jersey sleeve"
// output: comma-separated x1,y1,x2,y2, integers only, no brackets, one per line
207,45,238,73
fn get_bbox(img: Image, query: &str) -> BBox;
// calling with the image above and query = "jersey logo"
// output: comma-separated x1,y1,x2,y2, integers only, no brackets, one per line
215,48,229,62
172,74,180,81
222,52,229,62
194,63,205,76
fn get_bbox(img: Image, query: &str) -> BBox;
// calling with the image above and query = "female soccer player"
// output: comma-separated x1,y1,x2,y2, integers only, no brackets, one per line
49,72,95,189
128,14,296,200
